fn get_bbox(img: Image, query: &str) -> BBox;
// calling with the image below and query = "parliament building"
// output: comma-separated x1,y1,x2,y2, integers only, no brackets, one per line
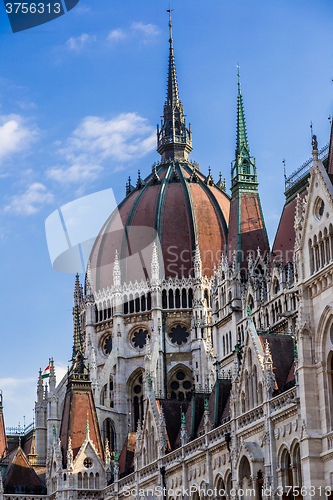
1,13,333,500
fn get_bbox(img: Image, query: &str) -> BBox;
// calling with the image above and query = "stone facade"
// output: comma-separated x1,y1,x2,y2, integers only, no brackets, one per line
2,14,333,500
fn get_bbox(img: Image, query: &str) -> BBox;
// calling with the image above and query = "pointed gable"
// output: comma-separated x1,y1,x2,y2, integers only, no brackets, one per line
158,399,190,450
3,446,46,493
296,147,333,280
196,380,231,434
119,432,136,476
272,190,307,264
258,334,294,391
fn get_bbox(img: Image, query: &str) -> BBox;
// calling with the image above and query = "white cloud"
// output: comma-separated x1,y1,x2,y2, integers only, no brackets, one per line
66,33,97,51
74,5,91,14
47,113,156,184
131,22,160,38
0,114,38,165
4,182,54,215
0,377,35,428
107,28,126,42
107,22,160,45
47,162,102,184
54,361,68,386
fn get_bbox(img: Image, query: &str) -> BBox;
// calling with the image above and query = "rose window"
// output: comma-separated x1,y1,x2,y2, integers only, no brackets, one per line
131,329,149,349
169,325,189,346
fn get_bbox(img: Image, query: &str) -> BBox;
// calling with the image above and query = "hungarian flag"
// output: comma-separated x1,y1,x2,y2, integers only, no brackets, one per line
42,366,50,381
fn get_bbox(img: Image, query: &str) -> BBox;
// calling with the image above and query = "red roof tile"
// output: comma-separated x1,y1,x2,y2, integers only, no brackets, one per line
0,411,6,459
272,192,306,264
3,447,44,489
60,376,103,467
259,335,294,391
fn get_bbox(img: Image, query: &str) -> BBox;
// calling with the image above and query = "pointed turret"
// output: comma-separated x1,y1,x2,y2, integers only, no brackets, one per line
151,242,159,281
236,71,250,164
0,391,6,459
157,10,192,161
113,250,121,287
228,69,269,275
231,69,258,195
72,276,85,375
59,276,103,467
85,260,94,297
193,244,202,278
49,358,56,393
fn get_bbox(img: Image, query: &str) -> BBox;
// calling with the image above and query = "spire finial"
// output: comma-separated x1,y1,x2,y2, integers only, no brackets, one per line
236,66,249,157
167,6,173,46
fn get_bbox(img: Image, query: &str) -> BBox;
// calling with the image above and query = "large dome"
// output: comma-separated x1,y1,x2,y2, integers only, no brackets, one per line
90,161,230,291
89,17,230,292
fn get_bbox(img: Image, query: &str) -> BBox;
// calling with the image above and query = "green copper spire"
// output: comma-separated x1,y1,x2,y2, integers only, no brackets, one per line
236,66,249,158
231,67,258,197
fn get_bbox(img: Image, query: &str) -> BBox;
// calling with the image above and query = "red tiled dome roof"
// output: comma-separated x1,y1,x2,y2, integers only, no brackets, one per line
90,161,230,291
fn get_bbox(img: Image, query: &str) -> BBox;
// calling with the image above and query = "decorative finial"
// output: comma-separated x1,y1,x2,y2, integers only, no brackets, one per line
136,170,145,190
86,414,90,439
181,407,186,426
283,158,286,180
204,398,209,412
237,63,240,87
167,5,174,45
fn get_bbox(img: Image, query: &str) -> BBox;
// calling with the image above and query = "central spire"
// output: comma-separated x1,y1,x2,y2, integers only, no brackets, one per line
166,9,179,108
157,9,192,161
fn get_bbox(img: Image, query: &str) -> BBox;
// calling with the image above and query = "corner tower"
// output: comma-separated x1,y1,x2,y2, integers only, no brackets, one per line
157,10,192,161
59,275,103,466
227,70,269,274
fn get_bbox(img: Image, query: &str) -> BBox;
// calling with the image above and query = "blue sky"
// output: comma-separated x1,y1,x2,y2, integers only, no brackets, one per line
1,0,333,427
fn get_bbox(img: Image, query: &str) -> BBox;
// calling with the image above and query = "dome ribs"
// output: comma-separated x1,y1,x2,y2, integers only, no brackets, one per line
161,162,194,277
154,164,173,238
178,163,198,247
183,163,229,244
90,160,233,287
92,192,140,291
